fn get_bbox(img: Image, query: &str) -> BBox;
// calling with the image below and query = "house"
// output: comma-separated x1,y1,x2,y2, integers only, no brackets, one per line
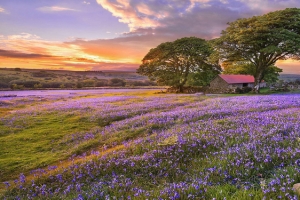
210,74,266,90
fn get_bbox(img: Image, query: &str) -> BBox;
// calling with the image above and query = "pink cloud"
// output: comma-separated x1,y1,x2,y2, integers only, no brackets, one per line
37,6,79,12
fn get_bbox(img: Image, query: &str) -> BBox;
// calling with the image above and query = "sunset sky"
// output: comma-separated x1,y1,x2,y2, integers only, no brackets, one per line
0,0,300,73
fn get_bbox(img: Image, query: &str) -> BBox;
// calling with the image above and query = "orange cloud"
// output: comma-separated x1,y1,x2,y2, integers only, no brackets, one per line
0,33,145,71
276,60,300,74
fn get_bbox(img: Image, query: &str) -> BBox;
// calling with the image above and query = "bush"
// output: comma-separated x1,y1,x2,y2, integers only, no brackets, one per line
0,82,9,88
82,80,95,87
95,80,108,87
10,84,24,90
109,78,126,87
34,83,43,89
0,76,19,83
64,82,75,88
9,80,40,88
76,82,83,88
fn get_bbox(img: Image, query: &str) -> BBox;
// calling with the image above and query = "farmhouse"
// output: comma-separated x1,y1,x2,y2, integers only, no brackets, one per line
210,74,266,90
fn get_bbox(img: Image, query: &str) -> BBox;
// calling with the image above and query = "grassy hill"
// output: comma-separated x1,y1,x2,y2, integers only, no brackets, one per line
0,68,153,89
1,91,300,199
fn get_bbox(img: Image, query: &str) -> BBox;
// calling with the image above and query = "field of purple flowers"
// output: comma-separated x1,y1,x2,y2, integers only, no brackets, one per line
1,92,300,199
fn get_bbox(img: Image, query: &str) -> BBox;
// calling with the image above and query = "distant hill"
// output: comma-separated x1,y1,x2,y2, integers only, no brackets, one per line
279,74,300,82
0,68,154,89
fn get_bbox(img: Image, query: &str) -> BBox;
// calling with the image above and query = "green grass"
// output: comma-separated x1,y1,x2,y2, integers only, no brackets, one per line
0,111,98,181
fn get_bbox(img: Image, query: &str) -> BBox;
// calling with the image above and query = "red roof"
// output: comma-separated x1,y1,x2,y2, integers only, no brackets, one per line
219,75,255,84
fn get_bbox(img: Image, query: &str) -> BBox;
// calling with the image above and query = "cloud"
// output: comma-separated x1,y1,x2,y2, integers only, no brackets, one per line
0,49,53,59
68,34,167,64
237,0,300,13
2,1,300,72
63,0,299,73
0,33,141,71
96,0,246,33
73,0,250,64
96,0,300,38
83,1,91,5
0,6,9,14
37,6,79,12
277,60,300,74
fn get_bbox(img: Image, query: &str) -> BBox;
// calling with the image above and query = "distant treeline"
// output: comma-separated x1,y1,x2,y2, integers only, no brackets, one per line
0,78,156,90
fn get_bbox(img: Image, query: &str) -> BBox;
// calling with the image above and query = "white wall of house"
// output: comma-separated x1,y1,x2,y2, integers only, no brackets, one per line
259,82,266,88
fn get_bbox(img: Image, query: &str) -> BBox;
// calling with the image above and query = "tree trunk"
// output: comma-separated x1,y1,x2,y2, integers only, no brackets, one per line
254,70,264,94
179,85,184,93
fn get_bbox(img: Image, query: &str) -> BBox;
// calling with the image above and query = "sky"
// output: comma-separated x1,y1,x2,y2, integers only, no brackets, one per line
0,0,300,73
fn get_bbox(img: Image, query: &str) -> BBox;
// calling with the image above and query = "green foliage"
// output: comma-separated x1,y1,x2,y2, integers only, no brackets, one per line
187,68,220,86
109,78,126,87
82,80,95,87
216,8,300,92
223,61,283,83
33,83,43,89
10,84,24,90
137,37,221,92
263,66,283,83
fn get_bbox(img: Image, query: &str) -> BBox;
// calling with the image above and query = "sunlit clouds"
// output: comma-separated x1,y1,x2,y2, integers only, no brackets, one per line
37,6,79,12
1,0,300,72
0,33,126,71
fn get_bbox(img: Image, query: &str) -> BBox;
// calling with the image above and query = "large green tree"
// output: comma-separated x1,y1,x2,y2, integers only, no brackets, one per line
137,37,220,92
215,8,300,93
223,60,283,83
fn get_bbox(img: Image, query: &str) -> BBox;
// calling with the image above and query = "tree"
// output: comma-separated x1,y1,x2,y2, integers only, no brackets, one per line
186,67,220,86
215,8,300,93
137,37,220,92
223,61,283,83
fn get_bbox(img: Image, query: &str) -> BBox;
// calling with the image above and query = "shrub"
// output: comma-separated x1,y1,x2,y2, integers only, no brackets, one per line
82,80,95,87
76,82,83,88
109,78,126,87
33,83,43,89
10,84,24,90
9,80,40,88
95,80,108,87
0,82,8,88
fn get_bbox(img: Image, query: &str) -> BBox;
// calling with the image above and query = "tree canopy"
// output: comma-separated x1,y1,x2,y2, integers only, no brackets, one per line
137,37,221,92
215,8,300,92
223,61,283,83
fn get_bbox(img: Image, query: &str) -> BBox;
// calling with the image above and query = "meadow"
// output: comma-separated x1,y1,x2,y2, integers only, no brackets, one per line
0,90,300,199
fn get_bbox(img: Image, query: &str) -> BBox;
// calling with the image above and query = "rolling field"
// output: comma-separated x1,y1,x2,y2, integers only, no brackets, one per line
1,90,300,199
